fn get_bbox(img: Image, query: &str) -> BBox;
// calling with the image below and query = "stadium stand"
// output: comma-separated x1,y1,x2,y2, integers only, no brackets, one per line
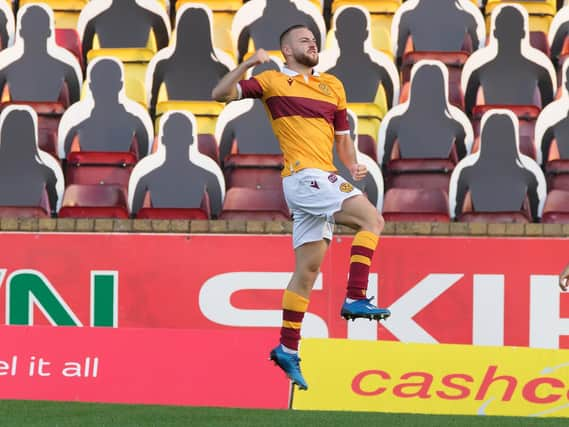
128,111,225,219
449,110,546,223
0,105,63,218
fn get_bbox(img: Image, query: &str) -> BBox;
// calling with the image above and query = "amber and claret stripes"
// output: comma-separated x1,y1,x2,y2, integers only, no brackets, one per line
347,230,379,300
280,289,310,351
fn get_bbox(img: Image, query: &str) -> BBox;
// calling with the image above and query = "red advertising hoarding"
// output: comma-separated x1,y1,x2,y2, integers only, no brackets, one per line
0,325,289,408
0,233,567,348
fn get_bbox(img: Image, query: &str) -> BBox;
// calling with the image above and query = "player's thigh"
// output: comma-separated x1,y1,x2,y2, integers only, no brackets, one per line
334,194,383,230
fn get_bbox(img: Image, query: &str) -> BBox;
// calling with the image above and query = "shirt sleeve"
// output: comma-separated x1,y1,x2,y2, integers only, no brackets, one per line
237,70,272,100
333,78,350,134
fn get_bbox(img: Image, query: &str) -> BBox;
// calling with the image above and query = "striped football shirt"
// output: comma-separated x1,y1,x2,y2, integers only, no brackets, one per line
237,67,350,176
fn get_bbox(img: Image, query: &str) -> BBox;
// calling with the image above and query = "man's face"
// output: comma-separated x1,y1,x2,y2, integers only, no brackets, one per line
286,28,318,67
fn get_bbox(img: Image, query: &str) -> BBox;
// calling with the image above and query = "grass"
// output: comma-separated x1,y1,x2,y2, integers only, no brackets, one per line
0,401,565,427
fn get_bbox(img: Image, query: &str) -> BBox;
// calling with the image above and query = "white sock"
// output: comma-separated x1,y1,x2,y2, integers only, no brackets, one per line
281,344,298,354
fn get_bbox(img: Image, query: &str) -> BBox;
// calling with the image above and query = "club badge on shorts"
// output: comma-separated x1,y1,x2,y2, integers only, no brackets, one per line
339,182,354,193
328,174,338,183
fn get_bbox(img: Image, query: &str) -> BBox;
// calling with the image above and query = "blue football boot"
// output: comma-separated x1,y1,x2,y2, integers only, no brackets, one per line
269,345,308,390
341,297,391,321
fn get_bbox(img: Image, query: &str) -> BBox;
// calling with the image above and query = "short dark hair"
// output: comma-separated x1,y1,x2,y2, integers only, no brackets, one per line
279,24,311,47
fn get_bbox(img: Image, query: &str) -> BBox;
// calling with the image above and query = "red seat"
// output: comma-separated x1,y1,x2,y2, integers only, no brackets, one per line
0,187,51,218
541,189,569,223
223,154,283,189
400,51,468,109
55,28,83,69
58,184,129,218
357,134,377,163
136,190,211,219
197,133,219,164
458,211,531,223
65,151,137,191
529,31,550,57
382,188,450,222
471,105,540,159
0,101,65,157
544,159,569,191
219,187,290,220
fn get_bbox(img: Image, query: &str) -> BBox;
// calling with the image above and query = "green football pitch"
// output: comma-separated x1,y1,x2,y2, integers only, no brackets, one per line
0,401,565,427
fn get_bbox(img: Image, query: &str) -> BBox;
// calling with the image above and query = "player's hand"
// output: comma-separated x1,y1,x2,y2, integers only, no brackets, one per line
349,163,367,181
560,264,569,291
246,49,271,67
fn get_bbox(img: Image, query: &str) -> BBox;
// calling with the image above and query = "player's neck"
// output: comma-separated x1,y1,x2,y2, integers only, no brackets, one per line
285,62,314,78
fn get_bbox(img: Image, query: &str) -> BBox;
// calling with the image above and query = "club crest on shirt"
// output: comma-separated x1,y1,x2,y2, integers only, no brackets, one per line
318,83,331,96
287,78,294,86
339,182,353,193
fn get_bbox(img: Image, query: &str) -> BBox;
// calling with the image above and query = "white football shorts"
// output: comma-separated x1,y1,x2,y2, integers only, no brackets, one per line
282,168,362,249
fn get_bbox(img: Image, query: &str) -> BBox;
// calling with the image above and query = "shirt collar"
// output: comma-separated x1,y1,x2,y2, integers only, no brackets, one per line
282,66,320,77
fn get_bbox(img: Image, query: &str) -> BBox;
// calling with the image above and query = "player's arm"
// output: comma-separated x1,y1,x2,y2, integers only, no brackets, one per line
211,49,271,103
560,262,569,291
336,133,367,181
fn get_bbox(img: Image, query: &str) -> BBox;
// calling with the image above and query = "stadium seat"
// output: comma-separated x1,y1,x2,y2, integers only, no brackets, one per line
382,187,450,222
20,0,87,29
0,105,64,217
231,0,326,63
58,57,153,161
485,0,556,34
535,62,569,190
128,111,226,218
471,105,540,159
378,61,473,192
136,190,211,219
58,184,129,218
331,0,402,55
541,189,569,223
175,0,242,59
55,28,83,69
449,110,546,223
390,0,485,66
219,187,290,220
318,6,400,111
461,4,556,116
78,0,171,65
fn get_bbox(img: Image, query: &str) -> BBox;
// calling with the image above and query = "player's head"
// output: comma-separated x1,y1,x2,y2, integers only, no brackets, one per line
280,24,318,68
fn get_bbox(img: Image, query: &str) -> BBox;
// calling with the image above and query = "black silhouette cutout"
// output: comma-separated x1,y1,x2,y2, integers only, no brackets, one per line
147,5,230,116
0,106,63,213
0,1,13,50
216,59,281,164
392,0,483,63
462,5,555,115
451,111,544,221
548,5,569,64
536,62,569,166
232,0,325,63
0,4,81,104
380,61,471,166
78,0,170,65
59,57,152,159
129,112,224,217
322,6,396,108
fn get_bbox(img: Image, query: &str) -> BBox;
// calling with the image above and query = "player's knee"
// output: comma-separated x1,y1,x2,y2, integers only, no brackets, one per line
362,209,383,235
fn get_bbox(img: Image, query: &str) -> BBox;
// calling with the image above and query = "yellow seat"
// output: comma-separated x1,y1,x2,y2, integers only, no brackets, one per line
176,0,241,60
20,0,88,29
155,100,225,135
485,1,556,33
87,48,154,107
348,101,387,141
331,1,402,55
